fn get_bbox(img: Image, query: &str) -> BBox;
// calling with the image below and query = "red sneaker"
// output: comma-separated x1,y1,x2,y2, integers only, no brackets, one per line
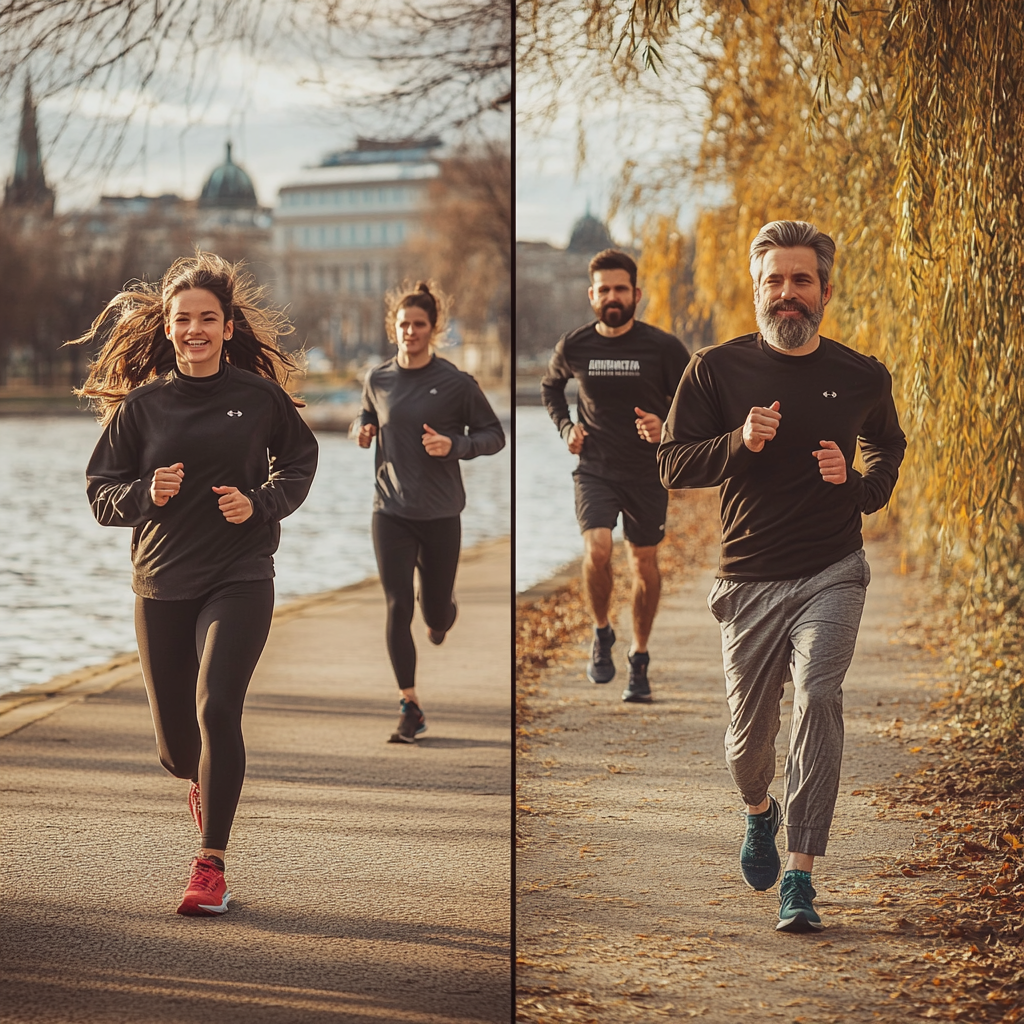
188,782,203,835
176,857,230,916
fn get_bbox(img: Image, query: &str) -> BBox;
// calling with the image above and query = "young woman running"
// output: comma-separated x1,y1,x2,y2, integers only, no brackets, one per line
75,252,318,916
356,281,505,742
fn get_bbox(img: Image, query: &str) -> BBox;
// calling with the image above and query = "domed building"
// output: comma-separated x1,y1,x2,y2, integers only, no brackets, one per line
199,142,258,209
193,141,271,255
515,210,624,370
566,211,613,254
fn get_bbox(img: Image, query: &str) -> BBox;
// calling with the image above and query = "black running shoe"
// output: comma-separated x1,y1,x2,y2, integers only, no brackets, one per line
586,627,616,684
621,651,652,703
428,598,458,646
388,698,426,743
776,870,823,932
740,794,782,891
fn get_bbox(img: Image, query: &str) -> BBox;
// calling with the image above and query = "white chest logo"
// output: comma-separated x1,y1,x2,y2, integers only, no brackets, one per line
429,388,438,395
822,391,837,399
227,409,243,417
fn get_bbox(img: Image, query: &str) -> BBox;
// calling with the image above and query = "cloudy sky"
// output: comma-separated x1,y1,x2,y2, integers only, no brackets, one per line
516,110,627,248
516,86,707,250
0,43,382,213
0,4,507,215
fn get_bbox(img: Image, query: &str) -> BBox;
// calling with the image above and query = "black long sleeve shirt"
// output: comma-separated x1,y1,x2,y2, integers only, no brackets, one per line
357,354,506,519
658,333,906,580
540,320,690,481
87,363,319,599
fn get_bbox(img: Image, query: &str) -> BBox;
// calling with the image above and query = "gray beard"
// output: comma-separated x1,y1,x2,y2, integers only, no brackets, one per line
755,297,824,351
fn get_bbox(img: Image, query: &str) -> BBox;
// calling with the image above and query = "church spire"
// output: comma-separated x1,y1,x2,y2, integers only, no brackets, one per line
4,76,55,217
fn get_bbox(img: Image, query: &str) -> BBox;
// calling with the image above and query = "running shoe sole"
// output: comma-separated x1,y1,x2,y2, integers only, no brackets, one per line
388,727,426,744
776,910,823,933
621,689,653,703
177,891,232,916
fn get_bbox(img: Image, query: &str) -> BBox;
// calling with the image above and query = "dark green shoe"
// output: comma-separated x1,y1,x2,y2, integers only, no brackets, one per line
740,794,782,891
776,870,823,932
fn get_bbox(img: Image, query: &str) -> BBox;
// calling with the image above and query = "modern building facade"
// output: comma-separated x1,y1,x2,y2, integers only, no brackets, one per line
272,137,442,365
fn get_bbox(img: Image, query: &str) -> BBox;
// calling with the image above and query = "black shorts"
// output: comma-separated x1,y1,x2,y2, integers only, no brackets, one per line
573,470,669,548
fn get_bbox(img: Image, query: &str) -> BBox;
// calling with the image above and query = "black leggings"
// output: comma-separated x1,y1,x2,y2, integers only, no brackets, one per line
371,512,461,691
134,579,275,850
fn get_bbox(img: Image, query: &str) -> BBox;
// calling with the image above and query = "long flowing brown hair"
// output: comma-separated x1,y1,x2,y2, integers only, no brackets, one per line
69,251,302,422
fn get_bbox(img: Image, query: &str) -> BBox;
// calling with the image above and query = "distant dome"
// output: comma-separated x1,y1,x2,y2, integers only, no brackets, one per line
567,212,612,253
199,142,257,208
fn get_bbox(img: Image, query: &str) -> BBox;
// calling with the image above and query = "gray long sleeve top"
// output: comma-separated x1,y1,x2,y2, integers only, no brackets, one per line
357,354,505,519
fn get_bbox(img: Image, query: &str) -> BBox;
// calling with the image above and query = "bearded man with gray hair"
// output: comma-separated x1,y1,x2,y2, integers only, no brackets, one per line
657,220,906,933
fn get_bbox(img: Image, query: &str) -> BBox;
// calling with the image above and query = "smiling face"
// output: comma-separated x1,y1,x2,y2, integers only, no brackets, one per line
165,287,234,377
753,246,832,353
394,305,435,364
588,269,639,329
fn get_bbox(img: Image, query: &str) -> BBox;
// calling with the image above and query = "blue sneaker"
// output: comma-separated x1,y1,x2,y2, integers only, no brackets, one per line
740,794,782,891
586,627,616,684
776,870,823,932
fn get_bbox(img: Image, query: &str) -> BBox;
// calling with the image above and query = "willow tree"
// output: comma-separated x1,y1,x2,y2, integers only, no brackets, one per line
685,1,1024,725
520,0,1024,727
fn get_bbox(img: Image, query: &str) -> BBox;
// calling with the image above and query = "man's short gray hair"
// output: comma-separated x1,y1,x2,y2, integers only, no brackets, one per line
749,221,836,290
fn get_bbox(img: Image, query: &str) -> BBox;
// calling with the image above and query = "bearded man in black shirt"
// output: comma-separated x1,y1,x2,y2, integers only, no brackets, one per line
541,249,689,702
658,221,906,934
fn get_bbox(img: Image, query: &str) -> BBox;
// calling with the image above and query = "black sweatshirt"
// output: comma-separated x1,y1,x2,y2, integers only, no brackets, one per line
357,354,505,519
540,320,690,481
87,363,319,599
658,334,906,581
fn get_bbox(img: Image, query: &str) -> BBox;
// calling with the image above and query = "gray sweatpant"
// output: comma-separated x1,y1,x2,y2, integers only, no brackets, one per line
707,550,870,857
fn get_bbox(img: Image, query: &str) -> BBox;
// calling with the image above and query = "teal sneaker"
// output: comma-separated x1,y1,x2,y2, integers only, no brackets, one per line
740,794,782,891
776,870,823,932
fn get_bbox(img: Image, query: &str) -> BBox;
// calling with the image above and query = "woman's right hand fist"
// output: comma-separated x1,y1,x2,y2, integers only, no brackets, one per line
150,463,184,506
357,423,378,449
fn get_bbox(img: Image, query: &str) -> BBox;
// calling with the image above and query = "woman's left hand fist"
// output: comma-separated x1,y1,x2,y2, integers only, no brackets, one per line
212,485,254,523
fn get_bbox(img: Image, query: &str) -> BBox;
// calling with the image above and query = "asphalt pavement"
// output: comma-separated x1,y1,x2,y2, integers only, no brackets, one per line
0,537,511,1024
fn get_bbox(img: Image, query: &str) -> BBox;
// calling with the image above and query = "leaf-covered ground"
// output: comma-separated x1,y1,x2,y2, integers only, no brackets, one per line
516,492,1024,1022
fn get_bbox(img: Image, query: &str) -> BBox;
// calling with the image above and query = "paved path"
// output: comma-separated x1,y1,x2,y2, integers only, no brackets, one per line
0,538,511,1024
517,538,947,1022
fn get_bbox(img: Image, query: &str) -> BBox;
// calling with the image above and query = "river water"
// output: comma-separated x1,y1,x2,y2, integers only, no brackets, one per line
514,405,625,594
0,416,510,695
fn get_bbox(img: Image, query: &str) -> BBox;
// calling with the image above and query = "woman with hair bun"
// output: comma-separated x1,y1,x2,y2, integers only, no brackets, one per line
74,251,318,916
356,280,505,742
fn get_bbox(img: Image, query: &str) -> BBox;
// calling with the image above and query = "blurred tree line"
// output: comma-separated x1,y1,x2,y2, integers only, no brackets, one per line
519,0,1024,734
